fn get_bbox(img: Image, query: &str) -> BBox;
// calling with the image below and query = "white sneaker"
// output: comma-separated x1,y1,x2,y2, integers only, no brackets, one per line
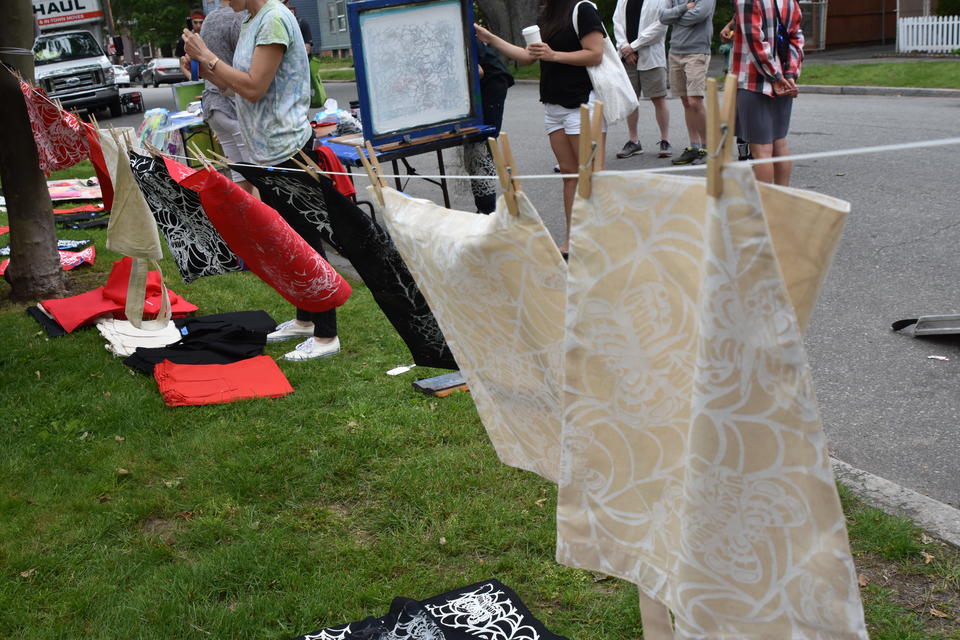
282,336,341,361
267,319,315,343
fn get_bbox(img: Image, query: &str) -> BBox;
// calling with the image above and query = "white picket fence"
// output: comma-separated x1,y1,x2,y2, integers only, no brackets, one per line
897,15,960,53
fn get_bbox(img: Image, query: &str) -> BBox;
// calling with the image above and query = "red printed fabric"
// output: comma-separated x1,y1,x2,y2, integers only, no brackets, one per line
0,227,8,235
153,356,294,407
169,159,352,313
84,125,114,211
102,257,163,304
0,246,96,276
315,145,356,198
54,204,106,214
19,80,90,175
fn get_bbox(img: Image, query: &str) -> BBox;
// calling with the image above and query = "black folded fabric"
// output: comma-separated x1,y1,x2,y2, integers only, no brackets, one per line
128,152,243,284
26,305,67,338
54,211,108,226
66,218,109,230
232,164,456,370
123,310,277,375
290,579,569,640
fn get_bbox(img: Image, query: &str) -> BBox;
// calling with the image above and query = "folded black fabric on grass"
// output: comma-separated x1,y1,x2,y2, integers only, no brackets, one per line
290,579,569,640
123,310,277,375
1,239,91,257
128,152,243,284
26,305,67,338
232,164,456,370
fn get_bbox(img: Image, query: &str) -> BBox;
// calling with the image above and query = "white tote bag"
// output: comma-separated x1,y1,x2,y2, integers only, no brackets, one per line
572,0,639,125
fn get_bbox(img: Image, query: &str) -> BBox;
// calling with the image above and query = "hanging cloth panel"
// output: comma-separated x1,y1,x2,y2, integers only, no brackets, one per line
233,165,456,370
18,80,89,175
84,125,114,211
558,164,866,638
170,160,351,313
378,187,566,483
128,152,242,283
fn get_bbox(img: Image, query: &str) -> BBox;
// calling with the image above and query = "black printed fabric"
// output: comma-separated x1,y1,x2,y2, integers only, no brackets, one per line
128,152,243,283
290,579,569,640
232,164,456,370
123,310,277,375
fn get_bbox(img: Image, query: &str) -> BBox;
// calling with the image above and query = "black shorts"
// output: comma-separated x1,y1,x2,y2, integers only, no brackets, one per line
736,88,794,144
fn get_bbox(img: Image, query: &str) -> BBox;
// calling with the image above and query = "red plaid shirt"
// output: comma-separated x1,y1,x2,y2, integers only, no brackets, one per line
732,0,804,96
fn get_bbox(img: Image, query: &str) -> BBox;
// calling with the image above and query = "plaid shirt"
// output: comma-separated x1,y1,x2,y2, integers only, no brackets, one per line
732,0,804,96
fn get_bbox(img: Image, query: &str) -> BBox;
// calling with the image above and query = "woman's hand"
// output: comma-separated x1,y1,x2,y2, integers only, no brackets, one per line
473,23,494,44
179,54,192,79
182,29,214,66
528,42,557,61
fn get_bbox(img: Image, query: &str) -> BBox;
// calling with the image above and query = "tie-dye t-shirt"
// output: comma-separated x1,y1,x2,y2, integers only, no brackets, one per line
233,0,311,165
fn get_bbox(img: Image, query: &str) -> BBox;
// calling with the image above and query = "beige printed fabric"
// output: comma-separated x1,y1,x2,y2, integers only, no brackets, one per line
558,164,866,638
376,187,566,483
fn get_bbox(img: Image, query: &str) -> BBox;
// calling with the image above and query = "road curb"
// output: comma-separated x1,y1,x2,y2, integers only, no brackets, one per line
802,84,960,98
832,458,960,548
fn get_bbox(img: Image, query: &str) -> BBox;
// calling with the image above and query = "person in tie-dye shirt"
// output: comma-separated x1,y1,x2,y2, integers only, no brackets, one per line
182,0,311,167
182,1,341,361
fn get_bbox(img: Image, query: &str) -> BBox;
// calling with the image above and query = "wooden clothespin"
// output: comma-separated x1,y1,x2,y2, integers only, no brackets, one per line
143,141,163,158
187,141,222,171
293,148,327,182
358,140,386,207
207,148,233,166
706,73,739,198
576,101,605,199
487,132,522,216
291,156,319,181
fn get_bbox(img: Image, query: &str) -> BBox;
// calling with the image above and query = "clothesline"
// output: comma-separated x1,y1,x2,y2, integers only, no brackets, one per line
167,135,960,182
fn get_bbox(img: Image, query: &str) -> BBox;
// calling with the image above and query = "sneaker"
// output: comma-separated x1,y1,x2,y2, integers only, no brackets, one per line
657,140,672,158
691,148,708,165
672,146,702,165
266,319,315,343
553,164,561,173
616,140,643,158
283,336,341,361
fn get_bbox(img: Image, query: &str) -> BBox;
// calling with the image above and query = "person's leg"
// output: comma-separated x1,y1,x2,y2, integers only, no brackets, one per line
684,54,709,147
771,137,792,186
549,128,580,252
206,109,254,194
651,96,670,142
616,63,642,158
748,142,775,183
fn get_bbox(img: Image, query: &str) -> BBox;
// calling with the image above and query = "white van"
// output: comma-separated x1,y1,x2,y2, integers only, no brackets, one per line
33,30,122,118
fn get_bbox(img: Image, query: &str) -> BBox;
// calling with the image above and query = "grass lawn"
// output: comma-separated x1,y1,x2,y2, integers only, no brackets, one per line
399,60,960,89
2,168,960,638
799,61,960,89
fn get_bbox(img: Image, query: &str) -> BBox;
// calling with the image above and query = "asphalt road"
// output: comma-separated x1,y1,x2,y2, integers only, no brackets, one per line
115,82,960,509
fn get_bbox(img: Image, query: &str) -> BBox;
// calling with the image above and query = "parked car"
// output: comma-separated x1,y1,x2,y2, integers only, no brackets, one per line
33,30,122,118
126,62,147,83
112,65,130,87
141,58,186,87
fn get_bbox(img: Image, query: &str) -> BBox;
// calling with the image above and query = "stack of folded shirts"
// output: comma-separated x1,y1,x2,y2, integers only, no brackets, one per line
96,318,183,357
153,355,294,407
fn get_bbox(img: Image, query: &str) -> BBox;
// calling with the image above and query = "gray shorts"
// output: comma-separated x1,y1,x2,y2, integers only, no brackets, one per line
736,89,794,144
621,61,668,99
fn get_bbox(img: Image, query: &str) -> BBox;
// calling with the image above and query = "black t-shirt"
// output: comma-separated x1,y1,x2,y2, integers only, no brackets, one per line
539,2,604,108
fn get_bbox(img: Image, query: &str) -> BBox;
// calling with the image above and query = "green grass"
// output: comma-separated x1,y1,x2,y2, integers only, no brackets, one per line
799,61,960,89
455,60,960,89
2,210,960,638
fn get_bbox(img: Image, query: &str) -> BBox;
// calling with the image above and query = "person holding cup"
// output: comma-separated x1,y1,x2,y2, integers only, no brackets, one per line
474,0,605,256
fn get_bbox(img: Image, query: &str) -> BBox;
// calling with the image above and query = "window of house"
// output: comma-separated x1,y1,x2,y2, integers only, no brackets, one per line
336,1,347,31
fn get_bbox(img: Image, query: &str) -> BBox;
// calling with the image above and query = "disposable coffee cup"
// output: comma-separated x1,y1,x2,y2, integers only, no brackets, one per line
522,25,541,45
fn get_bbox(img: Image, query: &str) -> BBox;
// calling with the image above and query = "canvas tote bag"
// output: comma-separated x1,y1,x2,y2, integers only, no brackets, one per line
572,0,639,125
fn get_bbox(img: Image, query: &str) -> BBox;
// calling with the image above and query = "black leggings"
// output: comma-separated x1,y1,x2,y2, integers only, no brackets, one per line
267,138,338,339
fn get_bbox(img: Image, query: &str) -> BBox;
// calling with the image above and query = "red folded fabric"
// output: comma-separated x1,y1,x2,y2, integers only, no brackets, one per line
169,159,351,313
19,80,90,175
0,246,96,276
54,203,106,215
0,226,8,236
40,257,197,333
84,124,114,211
102,257,163,304
316,145,356,198
153,356,294,407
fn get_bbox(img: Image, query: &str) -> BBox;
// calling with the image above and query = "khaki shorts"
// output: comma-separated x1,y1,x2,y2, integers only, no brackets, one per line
621,60,668,99
668,53,710,97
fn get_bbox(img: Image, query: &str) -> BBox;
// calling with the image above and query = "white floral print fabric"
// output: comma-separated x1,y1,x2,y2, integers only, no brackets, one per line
557,164,866,638
377,187,566,483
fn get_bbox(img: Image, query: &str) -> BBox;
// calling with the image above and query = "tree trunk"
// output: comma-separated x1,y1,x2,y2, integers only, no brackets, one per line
476,0,541,48
0,0,66,301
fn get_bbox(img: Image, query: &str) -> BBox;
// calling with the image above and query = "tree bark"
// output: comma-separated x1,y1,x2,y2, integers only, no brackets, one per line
476,0,541,49
0,0,65,301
